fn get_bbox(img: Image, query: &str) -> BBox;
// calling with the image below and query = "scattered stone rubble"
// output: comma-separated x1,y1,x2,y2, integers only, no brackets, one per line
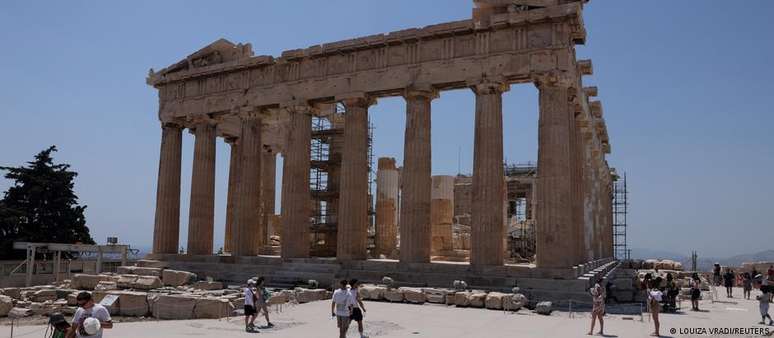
0,260,331,320
358,283,529,312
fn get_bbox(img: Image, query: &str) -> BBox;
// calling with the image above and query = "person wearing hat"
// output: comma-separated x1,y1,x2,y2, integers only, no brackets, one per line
67,291,112,338
244,279,258,332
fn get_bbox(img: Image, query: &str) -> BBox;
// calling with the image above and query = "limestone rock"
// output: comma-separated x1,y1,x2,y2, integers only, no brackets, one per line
268,292,289,305
30,289,57,302
153,294,196,320
400,287,425,304
383,288,404,302
136,260,168,269
116,291,149,317
381,276,395,288
192,281,223,290
162,270,196,286
454,291,471,307
535,301,552,315
422,288,447,304
133,276,163,290
445,291,457,305
71,274,112,290
8,307,32,318
133,267,162,277
469,291,486,308
485,292,506,310
194,297,233,319
504,293,528,311
295,288,327,303
360,285,385,301
30,302,50,315
2,288,21,300
116,266,135,275
116,275,139,289
0,295,12,317
95,281,118,291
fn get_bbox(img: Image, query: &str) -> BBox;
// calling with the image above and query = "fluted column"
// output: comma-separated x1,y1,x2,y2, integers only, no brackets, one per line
337,96,373,260
431,175,455,255
399,87,436,264
186,119,217,255
224,137,241,253
152,122,183,254
281,104,313,259
570,109,586,264
375,157,399,257
233,111,263,257
535,74,579,268
470,80,509,267
261,149,277,241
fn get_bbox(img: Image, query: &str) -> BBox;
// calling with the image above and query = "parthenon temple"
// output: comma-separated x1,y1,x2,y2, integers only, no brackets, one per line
146,0,616,290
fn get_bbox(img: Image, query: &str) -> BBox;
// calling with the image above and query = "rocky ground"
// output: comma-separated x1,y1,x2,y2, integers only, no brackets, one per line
2,287,771,337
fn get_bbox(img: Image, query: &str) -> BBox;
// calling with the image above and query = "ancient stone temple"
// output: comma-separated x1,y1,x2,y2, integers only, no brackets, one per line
146,0,616,295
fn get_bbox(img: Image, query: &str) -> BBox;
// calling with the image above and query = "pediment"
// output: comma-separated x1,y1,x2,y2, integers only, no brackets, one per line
148,38,253,83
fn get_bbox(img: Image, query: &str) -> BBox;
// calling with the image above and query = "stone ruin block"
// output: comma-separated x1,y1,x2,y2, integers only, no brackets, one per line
484,292,506,310
152,294,196,320
193,297,234,319
162,269,197,287
95,281,118,291
0,295,13,317
116,275,139,289
136,260,169,269
468,291,487,308
535,301,552,315
359,285,385,301
383,288,404,302
454,291,471,307
503,293,528,311
71,274,113,290
133,276,163,290
192,281,223,291
2,288,21,300
295,288,328,303
30,289,57,303
400,287,426,304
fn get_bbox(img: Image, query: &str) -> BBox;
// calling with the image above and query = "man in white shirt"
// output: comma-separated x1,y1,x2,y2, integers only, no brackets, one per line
67,292,112,338
243,279,258,332
331,279,354,338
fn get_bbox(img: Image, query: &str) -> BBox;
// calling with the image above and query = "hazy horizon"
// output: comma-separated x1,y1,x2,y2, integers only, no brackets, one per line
1,1,773,258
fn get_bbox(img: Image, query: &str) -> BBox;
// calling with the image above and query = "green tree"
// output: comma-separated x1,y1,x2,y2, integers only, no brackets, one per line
0,146,94,259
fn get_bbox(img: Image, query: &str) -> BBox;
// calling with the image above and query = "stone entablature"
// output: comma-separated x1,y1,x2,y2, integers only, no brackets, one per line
147,3,585,121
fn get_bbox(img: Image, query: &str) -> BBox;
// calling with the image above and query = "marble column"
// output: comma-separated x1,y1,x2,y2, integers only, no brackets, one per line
224,138,241,253
281,105,312,259
399,88,436,264
375,157,399,257
186,119,216,255
337,96,372,260
570,110,586,264
534,76,579,268
470,80,508,267
260,147,276,246
580,132,596,261
431,175,455,255
152,122,183,254
232,112,263,257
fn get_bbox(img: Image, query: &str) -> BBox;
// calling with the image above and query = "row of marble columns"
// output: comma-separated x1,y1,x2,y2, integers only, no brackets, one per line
152,78,613,268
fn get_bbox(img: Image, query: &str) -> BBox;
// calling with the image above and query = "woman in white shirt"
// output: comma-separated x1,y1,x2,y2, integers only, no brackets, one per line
647,278,663,337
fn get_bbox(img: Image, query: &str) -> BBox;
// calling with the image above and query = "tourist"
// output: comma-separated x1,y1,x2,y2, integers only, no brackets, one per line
67,291,112,338
647,278,663,337
723,268,735,298
48,313,70,338
769,266,774,301
713,263,722,286
757,288,773,326
690,273,701,311
332,279,355,338
587,278,605,336
243,279,258,332
255,277,274,328
769,265,774,282
743,272,753,300
665,273,679,312
349,279,367,338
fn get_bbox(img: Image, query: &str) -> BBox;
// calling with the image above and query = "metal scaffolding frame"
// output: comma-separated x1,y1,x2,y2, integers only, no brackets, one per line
612,172,630,260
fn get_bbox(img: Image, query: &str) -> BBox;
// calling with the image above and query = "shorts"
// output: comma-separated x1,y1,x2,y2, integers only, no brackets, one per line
336,315,350,328
244,305,257,316
691,288,701,300
351,307,363,322
761,302,770,316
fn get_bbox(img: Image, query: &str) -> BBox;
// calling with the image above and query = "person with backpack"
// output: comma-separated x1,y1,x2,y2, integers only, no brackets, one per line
243,279,258,332
47,313,70,338
255,277,274,328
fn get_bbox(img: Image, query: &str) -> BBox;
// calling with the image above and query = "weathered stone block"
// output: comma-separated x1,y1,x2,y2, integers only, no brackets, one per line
116,275,139,289
422,288,447,304
8,307,32,318
116,291,149,317
485,292,506,310
194,297,233,319
132,276,163,290
2,288,21,300
503,293,528,311
469,291,486,308
383,288,404,302
535,301,552,315
136,260,168,269
400,287,425,304
192,281,223,290
153,294,196,320
71,274,112,290
454,291,471,307
133,267,162,277
359,285,385,301
0,295,12,317
162,270,196,286
268,292,288,305
30,289,57,302
295,288,327,303
95,281,118,291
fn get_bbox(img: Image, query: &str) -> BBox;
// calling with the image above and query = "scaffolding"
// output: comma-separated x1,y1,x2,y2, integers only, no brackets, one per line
612,172,630,260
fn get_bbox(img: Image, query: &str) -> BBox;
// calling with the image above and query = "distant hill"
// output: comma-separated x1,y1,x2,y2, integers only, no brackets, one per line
629,248,774,272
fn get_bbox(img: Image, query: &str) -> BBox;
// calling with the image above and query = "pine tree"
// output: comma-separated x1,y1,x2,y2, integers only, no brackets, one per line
0,146,94,259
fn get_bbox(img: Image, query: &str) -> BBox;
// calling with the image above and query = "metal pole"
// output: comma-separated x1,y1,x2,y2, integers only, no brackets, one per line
96,246,103,274
54,251,61,283
26,245,36,287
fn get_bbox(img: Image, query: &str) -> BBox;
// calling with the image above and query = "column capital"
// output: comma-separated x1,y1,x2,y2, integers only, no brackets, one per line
160,120,184,129
531,71,575,89
589,100,603,118
235,106,268,121
336,92,376,107
403,85,439,101
185,115,217,133
224,136,239,144
577,59,593,76
281,101,319,116
467,77,509,95
583,86,598,97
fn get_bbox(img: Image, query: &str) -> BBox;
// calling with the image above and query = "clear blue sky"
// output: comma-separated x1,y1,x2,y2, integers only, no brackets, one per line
1,1,772,258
